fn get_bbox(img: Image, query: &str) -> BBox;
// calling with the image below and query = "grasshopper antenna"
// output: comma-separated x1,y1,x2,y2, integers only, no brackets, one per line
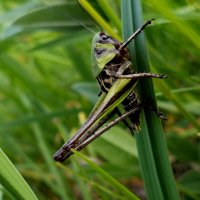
40,1,97,35
76,0,98,34
119,19,155,51
77,20,96,34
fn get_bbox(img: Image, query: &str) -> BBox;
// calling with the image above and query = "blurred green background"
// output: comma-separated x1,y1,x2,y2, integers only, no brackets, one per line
0,0,199,199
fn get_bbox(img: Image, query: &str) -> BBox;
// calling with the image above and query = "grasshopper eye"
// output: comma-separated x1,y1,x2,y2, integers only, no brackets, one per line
99,32,109,40
101,35,109,40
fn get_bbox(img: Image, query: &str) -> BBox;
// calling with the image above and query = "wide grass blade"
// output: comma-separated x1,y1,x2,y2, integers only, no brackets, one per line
121,0,180,199
78,0,121,40
0,149,38,200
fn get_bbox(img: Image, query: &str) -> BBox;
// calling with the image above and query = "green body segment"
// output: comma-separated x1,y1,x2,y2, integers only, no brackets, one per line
89,77,136,125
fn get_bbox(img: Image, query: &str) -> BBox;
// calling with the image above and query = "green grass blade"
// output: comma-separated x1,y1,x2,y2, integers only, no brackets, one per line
121,0,180,199
149,0,200,50
155,80,200,131
71,159,93,200
131,0,180,199
121,1,164,199
96,0,122,32
31,123,71,199
78,0,121,40
72,150,140,200
0,149,38,200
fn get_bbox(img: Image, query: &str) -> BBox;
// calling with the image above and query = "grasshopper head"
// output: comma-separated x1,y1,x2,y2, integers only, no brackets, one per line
93,32,119,45
91,32,120,77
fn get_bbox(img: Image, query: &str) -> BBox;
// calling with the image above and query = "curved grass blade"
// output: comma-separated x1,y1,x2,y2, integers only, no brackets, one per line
72,149,140,200
0,149,38,200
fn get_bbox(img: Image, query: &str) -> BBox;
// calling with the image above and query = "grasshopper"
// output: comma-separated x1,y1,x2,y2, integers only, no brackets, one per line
53,19,166,162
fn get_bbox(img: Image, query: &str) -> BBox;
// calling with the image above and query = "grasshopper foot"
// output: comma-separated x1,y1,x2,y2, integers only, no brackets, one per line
159,74,167,79
150,106,168,121
154,110,168,121
142,99,167,121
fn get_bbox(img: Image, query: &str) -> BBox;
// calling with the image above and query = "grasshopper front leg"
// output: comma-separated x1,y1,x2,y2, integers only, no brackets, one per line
104,60,166,80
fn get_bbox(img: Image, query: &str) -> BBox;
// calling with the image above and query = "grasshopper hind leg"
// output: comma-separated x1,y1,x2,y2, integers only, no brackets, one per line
121,92,167,133
122,91,141,131
115,107,135,132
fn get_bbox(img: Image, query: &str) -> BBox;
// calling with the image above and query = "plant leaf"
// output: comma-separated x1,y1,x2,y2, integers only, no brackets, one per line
0,149,38,200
